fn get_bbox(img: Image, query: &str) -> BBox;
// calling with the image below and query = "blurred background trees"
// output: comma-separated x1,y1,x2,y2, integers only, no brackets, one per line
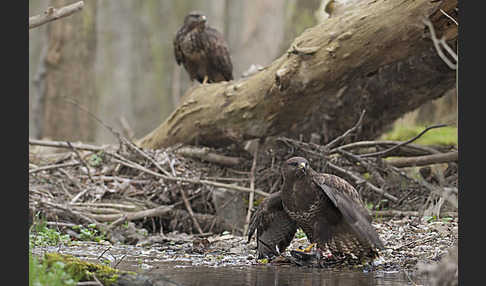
29,0,456,144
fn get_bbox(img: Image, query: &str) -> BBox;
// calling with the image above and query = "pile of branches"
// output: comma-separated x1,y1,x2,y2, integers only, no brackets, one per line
29,138,255,240
29,111,457,244
263,111,458,218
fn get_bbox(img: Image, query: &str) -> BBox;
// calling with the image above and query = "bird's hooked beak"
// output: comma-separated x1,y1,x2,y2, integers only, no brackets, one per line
201,15,207,23
298,161,307,175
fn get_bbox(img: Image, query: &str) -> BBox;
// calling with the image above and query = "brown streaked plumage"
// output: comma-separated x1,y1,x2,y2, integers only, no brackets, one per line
249,157,384,262
248,191,297,259
173,11,233,83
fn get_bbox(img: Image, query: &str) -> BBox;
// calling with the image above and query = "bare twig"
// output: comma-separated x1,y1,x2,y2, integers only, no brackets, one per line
70,188,90,204
201,177,250,182
122,140,173,177
440,9,458,26
373,210,457,217
386,151,458,168
59,169,83,193
359,124,448,158
337,148,386,186
62,98,172,185
66,141,93,182
423,18,457,70
46,222,77,228
40,200,98,224
327,162,398,202
112,254,127,269
324,110,366,150
29,139,106,152
416,177,458,209
111,157,269,197
180,188,204,234
176,146,242,166
29,161,81,174
58,181,74,199
97,247,112,261
118,116,135,140
276,111,366,158
330,140,440,156
107,215,128,230
84,205,174,223
244,141,259,236
29,1,84,29
69,203,137,211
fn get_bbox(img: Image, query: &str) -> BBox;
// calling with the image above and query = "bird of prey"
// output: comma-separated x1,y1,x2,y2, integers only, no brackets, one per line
173,11,233,84
248,191,297,259
248,156,384,262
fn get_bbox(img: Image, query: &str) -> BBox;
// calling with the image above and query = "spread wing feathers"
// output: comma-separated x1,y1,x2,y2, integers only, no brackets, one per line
203,27,233,81
310,171,385,251
248,192,297,259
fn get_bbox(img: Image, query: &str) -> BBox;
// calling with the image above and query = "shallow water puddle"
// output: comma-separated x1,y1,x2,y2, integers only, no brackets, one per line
120,262,427,286
32,239,430,285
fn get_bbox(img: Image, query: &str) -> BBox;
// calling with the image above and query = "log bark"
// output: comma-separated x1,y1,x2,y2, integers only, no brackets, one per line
138,0,457,149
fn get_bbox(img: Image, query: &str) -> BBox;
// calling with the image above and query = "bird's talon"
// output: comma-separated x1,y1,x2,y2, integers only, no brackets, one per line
302,243,316,252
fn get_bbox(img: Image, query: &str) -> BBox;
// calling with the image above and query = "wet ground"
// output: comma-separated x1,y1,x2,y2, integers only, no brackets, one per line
32,241,427,286
31,217,456,285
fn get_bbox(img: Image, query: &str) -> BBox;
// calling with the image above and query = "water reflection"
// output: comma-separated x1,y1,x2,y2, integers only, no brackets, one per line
140,264,426,286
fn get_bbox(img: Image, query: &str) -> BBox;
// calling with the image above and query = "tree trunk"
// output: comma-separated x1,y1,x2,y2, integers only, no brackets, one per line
137,0,457,149
36,0,98,142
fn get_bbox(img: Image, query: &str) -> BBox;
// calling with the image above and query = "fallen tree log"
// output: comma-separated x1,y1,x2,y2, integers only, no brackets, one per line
138,0,457,149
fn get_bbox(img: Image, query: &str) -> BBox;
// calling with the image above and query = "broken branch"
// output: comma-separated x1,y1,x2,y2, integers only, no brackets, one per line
180,188,204,234
244,141,259,236
29,161,81,174
386,151,458,168
175,146,242,166
29,1,84,29
359,124,447,158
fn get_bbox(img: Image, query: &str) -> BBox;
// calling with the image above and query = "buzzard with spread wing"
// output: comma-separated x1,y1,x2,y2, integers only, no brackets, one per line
248,191,297,259
248,157,384,261
173,11,233,84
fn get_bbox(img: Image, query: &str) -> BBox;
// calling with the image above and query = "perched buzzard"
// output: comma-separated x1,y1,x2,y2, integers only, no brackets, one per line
173,11,233,84
248,157,384,262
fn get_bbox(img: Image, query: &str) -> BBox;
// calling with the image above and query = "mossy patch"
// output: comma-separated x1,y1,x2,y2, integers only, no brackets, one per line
39,253,134,286
30,251,79,286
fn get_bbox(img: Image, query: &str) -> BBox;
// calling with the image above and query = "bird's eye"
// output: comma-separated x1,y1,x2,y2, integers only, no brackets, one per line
288,161,298,167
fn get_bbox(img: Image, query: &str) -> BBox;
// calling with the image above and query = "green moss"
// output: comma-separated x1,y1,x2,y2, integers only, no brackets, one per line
30,252,79,286
41,253,130,286
381,125,457,146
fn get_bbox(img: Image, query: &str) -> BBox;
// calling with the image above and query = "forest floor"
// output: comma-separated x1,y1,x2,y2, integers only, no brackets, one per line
31,214,457,272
